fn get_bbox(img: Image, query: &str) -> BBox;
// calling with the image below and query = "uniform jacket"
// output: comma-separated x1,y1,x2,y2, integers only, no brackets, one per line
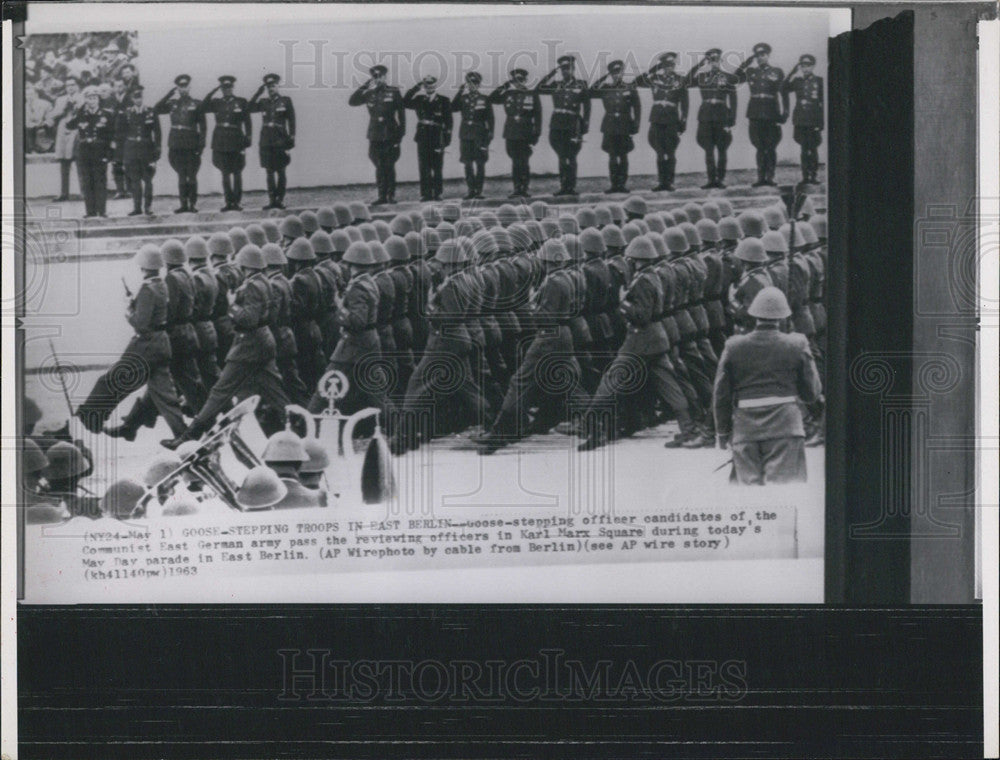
213,263,242,320
729,266,773,329
190,264,219,352
373,270,397,328
201,94,252,152
685,66,738,125
452,89,494,143
349,83,405,143
634,70,689,127
291,267,325,326
402,85,453,145
165,266,200,355
700,248,727,329
332,273,381,364
526,267,576,352
227,271,277,363
116,105,162,163
619,265,670,357
267,271,298,358
125,275,172,364
537,75,591,134
249,93,296,149
388,265,414,322
713,325,822,442
765,256,790,296
735,63,788,121
589,80,641,135
64,105,115,162
426,270,474,353
488,83,542,143
152,93,206,151
783,74,824,128
274,477,325,509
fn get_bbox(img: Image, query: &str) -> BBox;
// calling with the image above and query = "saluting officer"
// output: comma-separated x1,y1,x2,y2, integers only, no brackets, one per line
152,74,207,213
782,54,824,185
64,86,115,218
201,75,252,211
590,60,641,194
734,43,788,187
249,73,296,210
634,52,689,192
403,75,453,201
489,68,543,199
537,54,591,196
117,85,161,216
452,71,494,200
686,48,739,189
349,64,406,205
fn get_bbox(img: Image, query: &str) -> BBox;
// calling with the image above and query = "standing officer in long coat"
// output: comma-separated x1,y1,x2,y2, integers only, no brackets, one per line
452,71,494,200
249,73,296,210
537,55,591,196
152,74,207,213
589,60,641,194
200,75,252,211
634,52,689,192
489,68,543,198
403,75,452,201
349,65,406,205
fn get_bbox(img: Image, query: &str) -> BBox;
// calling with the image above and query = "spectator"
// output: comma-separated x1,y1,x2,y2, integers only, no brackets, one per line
25,85,52,154
49,77,84,200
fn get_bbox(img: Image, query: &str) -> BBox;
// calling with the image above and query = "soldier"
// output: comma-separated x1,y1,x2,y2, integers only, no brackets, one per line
761,229,790,296
262,431,325,509
64,86,114,218
537,54,591,196
78,245,186,441
403,75,453,201
249,73,296,210
727,237,773,331
184,236,221,391
116,85,161,216
235,466,288,510
160,239,207,412
311,230,343,359
286,238,325,392
489,68,543,198
734,43,788,187
782,54,824,185
385,235,417,397
200,75,252,211
633,52,689,192
349,65,405,205
587,60,641,194
162,244,291,449
452,71,494,200
714,287,822,484
263,242,309,405
207,232,241,365
685,48,739,189
695,219,729,357
107,77,133,198
152,74,207,213
35,441,98,520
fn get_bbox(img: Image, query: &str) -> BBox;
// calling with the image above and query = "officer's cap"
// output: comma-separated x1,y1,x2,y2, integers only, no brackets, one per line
753,42,772,55
368,240,389,263
349,200,372,222
658,52,678,65
625,236,657,260
299,210,319,235
557,55,575,67
761,230,789,254
679,221,702,249
237,466,287,509
717,216,743,242
705,47,722,59
435,220,455,241
329,229,352,253
594,204,613,227
100,478,145,519
579,227,606,255
510,68,529,81
735,237,768,263
608,60,625,74
748,286,791,320
174,74,191,87
421,204,443,226
465,71,483,85
333,202,353,227
263,430,308,464
301,438,331,474
645,214,666,234
664,227,690,254
700,201,721,222
695,218,721,243
422,75,438,86
385,235,411,261
236,244,267,270
161,238,187,266
737,210,767,239
623,195,647,217
218,75,236,86
541,218,561,239
799,54,817,66
538,238,570,263
207,232,234,258
575,207,597,229
229,226,251,253
310,230,335,255
601,224,626,249
389,214,414,236
404,230,423,258
434,239,466,265
22,438,48,474
135,243,164,270
262,243,287,267
529,200,548,220
263,73,281,86
621,221,643,244
245,223,267,247
143,453,181,487
810,213,827,240
422,227,441,252
342,240,377,266
370,64,388,77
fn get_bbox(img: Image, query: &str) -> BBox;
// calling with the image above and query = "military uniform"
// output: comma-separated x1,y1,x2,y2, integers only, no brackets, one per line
290,264,326,392
64,102,114,217
106,89,133,197
165,264,207,409
249,75,296,209
403,80,452,201
212,259,242,365
729,264,773,331
117,97,161,214
190,260,220,390
388,262,417,396
581,254,615,374
537,61,591,194
153,78,206,212
589,69,641,193
314,257,343,358
201,81,252,209
735,48,787,186
634,58,689,190
686,53,739,188
782,59,824,183
348,75,405,203
489,76,542,197
267,268,309,405
452,79,494,199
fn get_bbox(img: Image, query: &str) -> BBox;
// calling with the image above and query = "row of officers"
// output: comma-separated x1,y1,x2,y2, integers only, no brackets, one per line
74,195,826,484
64,45,823,218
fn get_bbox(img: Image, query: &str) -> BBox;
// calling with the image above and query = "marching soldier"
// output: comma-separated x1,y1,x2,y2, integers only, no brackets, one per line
184,235,221,391
311,230,343,359
734,43,788,187
249,73,296,210
537,54,591,196
685,48,739,189
200,75,252,211
489,68,543,198
161,238,207,412
452,71,494,200
589,60,641,194
152,74,207,213
634,52,689,192
263,242,309,405
727,237,773,331
761,229,790,295
349,65,406,205
403,75,453,201
385,235,417,397
578,227,615,375
782,54,824,185
287,238,325,392
713,286,822,484
207,232,241,365
116,85,161,216
64,86,114,218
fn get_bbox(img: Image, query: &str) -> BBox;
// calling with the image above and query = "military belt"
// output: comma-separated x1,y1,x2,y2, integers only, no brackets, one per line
78,138,101,143
553,107,577,115
751,93,777,98
738,395,796,409
171,125,197,130
703,98,726,104
418,119,442,126
263,122,285,128
653,101,679,107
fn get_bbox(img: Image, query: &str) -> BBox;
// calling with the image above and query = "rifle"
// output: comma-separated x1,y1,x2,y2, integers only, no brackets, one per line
47,337,76,419
122,276,133,299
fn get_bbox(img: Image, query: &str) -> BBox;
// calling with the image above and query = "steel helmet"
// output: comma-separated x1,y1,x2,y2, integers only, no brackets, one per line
507,223,531,252
525,220,545,244
373,219,392,242
310,230,334,255
279,215,305,241
772,203,789,223
434,239,466,265
679,222,702,249
737,210,767,238
436,220,455,241
539,238,570,262
471,229,499,257
682,202,703,223
263,430,308,463
645,214,666,234
317,206,337,230
497,203,519,227
718,216,743,242
625,236,657,260
797,197,816,219
621,221,643,244
516,204,533,222
404,230,423,258
748,285,792,319
479,210,500,230
262,243,287,267
301,438,331,474
421,204,442,226
261,220,281,244
23,438,48,473
236,465,288,509
162,497,200,517
594,204,613,227
385,235,411,261
207,232,234,258
454,219,478,238
161,238,187,266
762,206,785,230
664,227,690,254
333,202,353,227
235,244,267,270
349,200,372,222
184,235,209,261
344,225,363,243
135,244,164,270
143,453,182,487
623,195,648,216
716,198,734,217
778,222,808,249
358,222,378,242
343,240,377,266
529,200,548,220
422,227,441,252
245,223,267,247
491,227,513,253
800,223,819,246
735,237,768,263
609,203,626,224
389,214,413,236
228,226,250,253
42,441,88,481
579,227,606,255
330,229,352,253
408,210,423,232
540,218,561,239
810,214,828,240
564,233,583,261
100,478,145,518
367,240,389,264
601,224,626,249
299,211,319,235
761,230,789,254
701,201,721,222
695,218,721,243
440,202,461,222
649,233,668,260
575,207,597,229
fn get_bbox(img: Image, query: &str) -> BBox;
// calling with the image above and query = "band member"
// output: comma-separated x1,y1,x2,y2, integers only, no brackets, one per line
734,43,788,187
589,60,641,194
686,48,738,189
489,68,542,198
782,54,824,185
349,65,405,205
64,86,114,218
536,54,591,196
249,73,296,210
403,75,453,201
117,85,161,216
200,75,252,211
452,71,494,200
634,52,689,192
153,74,207,213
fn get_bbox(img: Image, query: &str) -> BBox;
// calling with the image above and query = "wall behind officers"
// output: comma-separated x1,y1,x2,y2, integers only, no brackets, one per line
153,74,207,214
488,68,542,199
249,73,296,210
200,75,252,211
402,75,452,202
452,71,494,200
116,85,161,216
536,54,591,196
349,64,405,206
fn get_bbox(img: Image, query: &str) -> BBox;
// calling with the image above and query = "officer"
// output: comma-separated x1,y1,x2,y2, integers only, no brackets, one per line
261,431,324,508
589,60,641,194
287,238,325,392
79,245,185,441
782,54,824,185
727,237,773,331
537,54,591,196
263,242,309,405
207,232,241,365
64,86,114,218
385,235,417,397
634,52,689,192
685,48,739,189
115,85,161,216
161,244,291,449
403,75,453,201
489,68,543,198
249,73,296,210
107,78,133,198
152,74,207,213
185,235,221,390
734,43,788,187
714,286,822,484
161,238,207,412
349,64,406,205
235,466,288,510
452,71,494,200
201,75,252,211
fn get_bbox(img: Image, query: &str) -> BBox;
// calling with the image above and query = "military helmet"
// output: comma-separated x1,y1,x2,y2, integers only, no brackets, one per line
435,220,455,241
161,238,187,266
659,210,676,227
422,227,441,252
540,218,561,239
317,206,337,230
329,230,351,252
440,202,461,222
621,221,643,244
797,197,816,220
701,201,721,223
735,237,768,263
609,203,626,224
558,214,579,235
623,195,648,217
162,497,200,517
671,207,689,225
286,237,316,262
575,207,597,229
737,210,767,238
716,199,734,217
664,227,690,254
344,226,363,243
761,230,789,254
496,203,519,227
778,222,808,249
100,478,145,518
633,218,651,235
22,438,48,474
538,238,570,263
563,233,583,261
594,204,614,227
207,232,234,258
184,235,209,261
454,219,478,238
421,204,442,226
301,438,331,474
368,240,389,263
343,240,377,266
718,216,744,242
695,218,721,243
624,236,657,260
762,206,785,230
389,214,413,236
228,226,251,253
649,233,668,260
408,209,423,232
261,220,281,244
310,230,334,255
529,200,548,220
235,244,267,270
469,229,497,257
358,222,378,242
404,230,423,258
262,243,287,267
434,239,466,265
236,466,288,509
245,223,267,247
800,223,819,246
491,227,513,253
579,227,606,255
645,214,666,234
385,235,411,261
810,214,828,240
143,453,181,487
135,243,164,270
507,223,532,252
748,285,792,320
263,430,308,463
682,202,703,223
349,200,372,222
373,219,392,243
333,202,354,227
601,224,626,249
479,210,500,230
176,441,201,461
525,219,545,244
